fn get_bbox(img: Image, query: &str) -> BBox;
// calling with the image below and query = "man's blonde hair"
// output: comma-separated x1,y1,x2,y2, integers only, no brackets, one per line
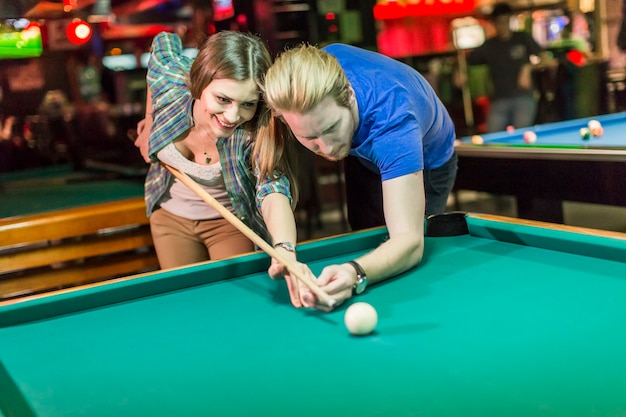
254,44,351,199
262,44,352,115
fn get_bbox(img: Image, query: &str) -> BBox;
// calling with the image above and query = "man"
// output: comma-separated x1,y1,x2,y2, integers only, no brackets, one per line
466,2,544,132
260,43,457,311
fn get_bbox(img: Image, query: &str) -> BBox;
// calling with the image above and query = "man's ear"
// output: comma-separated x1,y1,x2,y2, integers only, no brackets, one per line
347,85,358,107
348,85,355,100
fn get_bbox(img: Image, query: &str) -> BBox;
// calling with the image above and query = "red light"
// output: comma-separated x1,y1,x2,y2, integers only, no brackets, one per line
325,12,336,20
373,0,476,19
25,21,41,30
63,0,76,12
566,50,587,67
66,19,92,45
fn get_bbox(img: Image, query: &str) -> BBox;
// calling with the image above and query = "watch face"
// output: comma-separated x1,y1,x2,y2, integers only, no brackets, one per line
355,277,367,294
348,261,367,295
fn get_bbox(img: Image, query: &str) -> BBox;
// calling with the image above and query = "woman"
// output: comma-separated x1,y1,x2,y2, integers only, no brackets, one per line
134,31,301,287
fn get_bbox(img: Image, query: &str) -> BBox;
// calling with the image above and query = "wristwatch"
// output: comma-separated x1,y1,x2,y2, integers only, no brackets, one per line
346,260,368,295
273,241,296,253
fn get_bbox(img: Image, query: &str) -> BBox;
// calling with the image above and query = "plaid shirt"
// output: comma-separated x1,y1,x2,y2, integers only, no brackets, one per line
143,32,291,243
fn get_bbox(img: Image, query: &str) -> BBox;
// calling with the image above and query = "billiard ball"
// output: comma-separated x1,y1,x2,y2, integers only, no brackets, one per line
588,120,603,137
591,126,604,137
506,125,515,133
587,119,600,130
344,302,378,336
580,127,591,140
523,131,537,144
471,135,484,145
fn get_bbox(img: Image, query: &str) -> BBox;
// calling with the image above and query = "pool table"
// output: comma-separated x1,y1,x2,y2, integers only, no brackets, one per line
0,165,145,218
455,112,626,223
1,213,625,417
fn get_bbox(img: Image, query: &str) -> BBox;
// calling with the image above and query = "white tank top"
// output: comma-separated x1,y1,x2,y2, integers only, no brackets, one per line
156,143,234,220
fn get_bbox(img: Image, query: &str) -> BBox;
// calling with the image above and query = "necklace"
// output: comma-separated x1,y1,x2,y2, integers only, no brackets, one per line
203,145,211,165
193,119,212,164
201,127,212,164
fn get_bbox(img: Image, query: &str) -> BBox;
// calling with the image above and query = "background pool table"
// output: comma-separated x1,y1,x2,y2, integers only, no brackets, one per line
0,165,145,218
1,213,625,417
455,112,626,223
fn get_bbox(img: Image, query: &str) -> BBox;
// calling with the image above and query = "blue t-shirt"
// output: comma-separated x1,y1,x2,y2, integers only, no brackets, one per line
322,44,455,181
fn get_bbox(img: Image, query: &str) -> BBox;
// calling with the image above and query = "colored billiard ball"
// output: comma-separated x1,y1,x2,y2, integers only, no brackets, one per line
471,135,484,145
344,302,378,336
592,126,604,137
523,131,537,144
506,125,515,133
580,127,591,140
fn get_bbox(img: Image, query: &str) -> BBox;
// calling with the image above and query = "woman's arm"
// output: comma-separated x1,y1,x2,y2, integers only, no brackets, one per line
261,192,307,308
133,85,154,162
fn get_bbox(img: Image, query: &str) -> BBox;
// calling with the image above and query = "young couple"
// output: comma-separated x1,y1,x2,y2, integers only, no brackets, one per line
135,31,457,312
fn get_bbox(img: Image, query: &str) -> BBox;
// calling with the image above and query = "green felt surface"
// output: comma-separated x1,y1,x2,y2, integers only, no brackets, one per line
1,218,625,417
0,165,75,182
0,165,144,218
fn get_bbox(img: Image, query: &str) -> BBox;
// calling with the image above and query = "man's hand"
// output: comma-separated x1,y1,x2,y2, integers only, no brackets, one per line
299,263,355,312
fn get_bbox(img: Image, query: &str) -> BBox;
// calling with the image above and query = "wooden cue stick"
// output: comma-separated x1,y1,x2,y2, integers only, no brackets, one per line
163,163,336,307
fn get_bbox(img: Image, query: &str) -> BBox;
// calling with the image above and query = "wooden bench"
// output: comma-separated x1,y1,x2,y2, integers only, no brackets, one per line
0,197,159,300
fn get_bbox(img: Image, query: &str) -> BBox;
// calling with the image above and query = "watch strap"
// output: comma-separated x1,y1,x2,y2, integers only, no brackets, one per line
273,241,296,253
347,260,367,295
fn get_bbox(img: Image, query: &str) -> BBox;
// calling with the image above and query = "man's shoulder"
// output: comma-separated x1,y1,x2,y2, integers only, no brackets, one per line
322,43,363,58
322,43,350,51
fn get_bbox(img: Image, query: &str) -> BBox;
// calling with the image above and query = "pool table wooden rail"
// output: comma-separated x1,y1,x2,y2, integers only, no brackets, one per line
455,142,626,162
466,213,626,264
0,197,159,300
471,213,626,240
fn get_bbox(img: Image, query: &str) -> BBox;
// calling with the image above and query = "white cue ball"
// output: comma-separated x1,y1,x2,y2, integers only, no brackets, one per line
344,302,378,336
587,119,600,130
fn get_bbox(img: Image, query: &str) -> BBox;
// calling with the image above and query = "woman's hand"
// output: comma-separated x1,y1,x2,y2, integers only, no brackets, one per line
268,253,315,309
129,118,152,163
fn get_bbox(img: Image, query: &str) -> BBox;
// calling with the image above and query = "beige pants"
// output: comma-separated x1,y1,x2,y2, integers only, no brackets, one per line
150,208,254,270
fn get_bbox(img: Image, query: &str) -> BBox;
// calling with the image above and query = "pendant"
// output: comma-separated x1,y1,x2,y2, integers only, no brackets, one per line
204,152,211,164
